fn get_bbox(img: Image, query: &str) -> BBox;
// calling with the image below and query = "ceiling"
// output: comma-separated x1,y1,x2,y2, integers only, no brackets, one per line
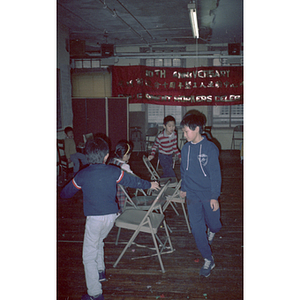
57,0,243,57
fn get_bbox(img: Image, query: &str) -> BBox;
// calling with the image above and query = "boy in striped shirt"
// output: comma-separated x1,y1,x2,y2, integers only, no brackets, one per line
148,115,181,178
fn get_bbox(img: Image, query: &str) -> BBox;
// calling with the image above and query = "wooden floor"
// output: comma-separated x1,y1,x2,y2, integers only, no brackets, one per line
57,150,243,300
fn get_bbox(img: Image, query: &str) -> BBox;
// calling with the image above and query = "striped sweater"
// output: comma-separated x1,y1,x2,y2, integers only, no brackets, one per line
150,130,181,158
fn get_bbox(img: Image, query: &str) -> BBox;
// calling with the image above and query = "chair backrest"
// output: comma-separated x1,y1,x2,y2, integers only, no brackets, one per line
204,126,212,133
136,181,170,226
146,127,158,137
170,179,182,198
57,139,66,162
143,155,160,181
118,185,138,209
234,125,243,132
83,133,94,144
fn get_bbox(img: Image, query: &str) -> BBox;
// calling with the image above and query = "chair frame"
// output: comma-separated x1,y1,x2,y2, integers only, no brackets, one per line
115,185,161,245
57,139,73,182
142,155,178,188
231,125,243,150
145,126,158,155
162,179,191,233
113,182,174,273
83,132,94,144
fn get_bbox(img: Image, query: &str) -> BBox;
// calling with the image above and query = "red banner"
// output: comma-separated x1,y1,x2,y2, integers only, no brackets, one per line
112,65,243,106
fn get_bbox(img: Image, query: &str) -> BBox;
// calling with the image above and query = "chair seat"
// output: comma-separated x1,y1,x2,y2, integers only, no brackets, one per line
115,210,164,234
131,195,157,210
166,195,184,204
158,177,177,187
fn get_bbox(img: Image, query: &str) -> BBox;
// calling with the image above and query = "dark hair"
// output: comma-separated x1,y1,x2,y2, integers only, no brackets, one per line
180,113,205,133
115,140,133,159
163,115,176,125
85,137,109,164
64,126,73,135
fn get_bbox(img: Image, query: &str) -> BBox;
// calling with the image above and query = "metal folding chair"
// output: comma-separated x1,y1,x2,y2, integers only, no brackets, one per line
142,155,178,188
113,182,174,273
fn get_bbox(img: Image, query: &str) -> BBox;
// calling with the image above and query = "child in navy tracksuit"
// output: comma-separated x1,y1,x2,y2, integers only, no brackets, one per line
179,113,222,278
60,137,159,300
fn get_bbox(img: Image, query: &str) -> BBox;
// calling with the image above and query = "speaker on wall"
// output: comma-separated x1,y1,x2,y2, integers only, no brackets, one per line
228,43,241,55
101,44,114,57
70,40,86,56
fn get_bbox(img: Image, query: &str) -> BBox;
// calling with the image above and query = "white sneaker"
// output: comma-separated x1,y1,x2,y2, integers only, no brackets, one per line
207,228,215,244
200,257,215,277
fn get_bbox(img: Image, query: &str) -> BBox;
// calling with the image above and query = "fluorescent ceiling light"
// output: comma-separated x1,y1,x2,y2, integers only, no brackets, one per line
189,7,199,39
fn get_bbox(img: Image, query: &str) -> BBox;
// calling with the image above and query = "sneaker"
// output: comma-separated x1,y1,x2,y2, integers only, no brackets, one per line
81,293,104,300
200,257,215,277
99,270,107,282
207,228,215,244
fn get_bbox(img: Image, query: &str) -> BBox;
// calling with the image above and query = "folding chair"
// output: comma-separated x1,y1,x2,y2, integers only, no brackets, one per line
113,182,174,273
57,139,73,182
83,132,94,144
231,125,243,150
142,155,177,188
115,185,162,244
162,180,191,233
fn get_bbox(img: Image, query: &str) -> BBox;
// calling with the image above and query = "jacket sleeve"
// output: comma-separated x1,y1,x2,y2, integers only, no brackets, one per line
180,145,187,192
207,145,222,200
60,178,81,199
117,170,151,190
172,132,181,158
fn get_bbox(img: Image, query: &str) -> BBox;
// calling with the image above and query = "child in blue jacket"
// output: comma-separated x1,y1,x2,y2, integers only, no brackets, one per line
179,113,222,278
60,137,159,300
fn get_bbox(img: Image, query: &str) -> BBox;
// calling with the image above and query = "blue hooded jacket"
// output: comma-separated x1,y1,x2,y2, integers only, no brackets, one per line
180,137,221,200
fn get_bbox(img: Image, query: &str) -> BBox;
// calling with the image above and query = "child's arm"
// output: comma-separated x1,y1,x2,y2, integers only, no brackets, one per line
60,178,81,199
148,136,160,160
179,145,187,196
207,145,222,202
172,133,181,159
118,170,159,191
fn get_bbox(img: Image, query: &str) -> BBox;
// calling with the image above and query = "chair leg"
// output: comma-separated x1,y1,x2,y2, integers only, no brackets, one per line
149,222,165,273
113,226,141,269
115,227,121,245
169,202,179,215
162,219,174,253
181,203,191,233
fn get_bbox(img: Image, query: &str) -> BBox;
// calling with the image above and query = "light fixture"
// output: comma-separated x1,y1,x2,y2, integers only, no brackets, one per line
188,3,199,39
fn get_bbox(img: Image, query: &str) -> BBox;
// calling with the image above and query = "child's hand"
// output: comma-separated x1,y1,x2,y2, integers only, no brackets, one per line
180,190,186,198
210,199,219,211
148,155,154,161
150,181,160,191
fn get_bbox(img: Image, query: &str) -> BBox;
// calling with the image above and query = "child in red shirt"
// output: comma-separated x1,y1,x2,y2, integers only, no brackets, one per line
148,115,181,178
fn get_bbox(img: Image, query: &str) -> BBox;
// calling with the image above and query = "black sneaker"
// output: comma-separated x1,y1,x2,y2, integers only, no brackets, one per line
99,270,107,282
200,257,215,277
81,293,104,300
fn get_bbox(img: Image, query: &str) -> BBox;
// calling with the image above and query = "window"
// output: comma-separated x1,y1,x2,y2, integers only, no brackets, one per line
147,104,184,127
145,58,183,67
73,58,102,69
145,55,185,128
212,104,243,127
211,54,243,128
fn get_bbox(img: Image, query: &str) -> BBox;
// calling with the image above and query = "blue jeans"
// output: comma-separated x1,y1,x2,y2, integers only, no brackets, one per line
186,191,222,260
70,152,88,173
158,153,175,178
